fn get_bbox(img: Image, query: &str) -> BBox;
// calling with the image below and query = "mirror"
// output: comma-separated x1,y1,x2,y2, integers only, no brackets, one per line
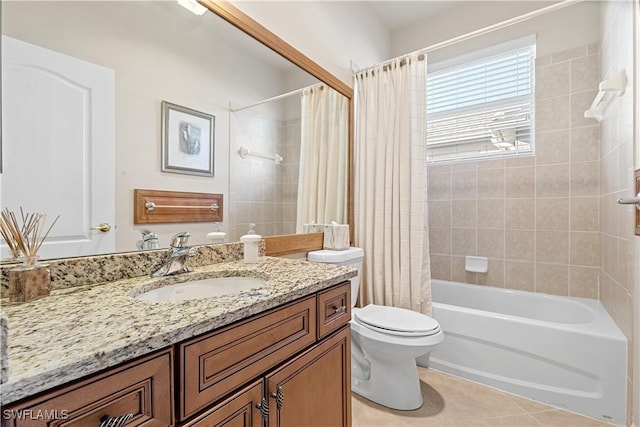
1,1,352,261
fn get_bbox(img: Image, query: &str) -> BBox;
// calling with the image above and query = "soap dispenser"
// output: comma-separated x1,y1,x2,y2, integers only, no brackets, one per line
240,223,261,264
206,222,226,244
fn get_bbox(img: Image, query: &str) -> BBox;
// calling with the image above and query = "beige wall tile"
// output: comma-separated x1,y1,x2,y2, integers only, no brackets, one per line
452,200,477,228
505,198,535,230
477,229,505,259
428,201,452,227
505,156,535,167
570,231,599,266
505,167,535,198
428,172,452,201
570,54,600,93
571,90,598,128
536,230,569,263
428,164,451,175
536,164,570,197
536,263,569,296
429,254,452,281
477,168,505,199
569,266,599,298
429,227,451,255
505,261,535,291
570,197,599,231
476,259,505,288
551,45,587,63
535,130,570,165
477,199,505,229
536,96,570,132
477,158,505,170
505,229,535,261
451,170,477,200
571,161,599,196
536,61,570,100
452,256,477,284
571,126,600,163
536,198,569,230
452,228,477,256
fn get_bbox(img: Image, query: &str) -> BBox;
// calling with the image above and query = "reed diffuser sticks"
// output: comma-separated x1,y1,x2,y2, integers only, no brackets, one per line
1,207,59,265
2,207,60,303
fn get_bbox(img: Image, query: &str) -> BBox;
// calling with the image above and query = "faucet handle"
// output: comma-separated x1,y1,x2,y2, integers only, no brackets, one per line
170,232,191,248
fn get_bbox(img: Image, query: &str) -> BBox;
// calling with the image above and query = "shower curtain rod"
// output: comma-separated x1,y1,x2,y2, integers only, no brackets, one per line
230,83,323,112
353,0,582,74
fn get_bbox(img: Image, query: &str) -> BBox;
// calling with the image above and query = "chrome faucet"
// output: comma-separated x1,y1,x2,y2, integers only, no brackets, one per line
151,232,195,277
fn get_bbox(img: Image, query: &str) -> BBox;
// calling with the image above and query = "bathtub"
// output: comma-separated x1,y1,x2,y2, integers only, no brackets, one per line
420,279,627,425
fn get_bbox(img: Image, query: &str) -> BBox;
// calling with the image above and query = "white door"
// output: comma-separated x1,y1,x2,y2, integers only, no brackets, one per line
1,36,115,259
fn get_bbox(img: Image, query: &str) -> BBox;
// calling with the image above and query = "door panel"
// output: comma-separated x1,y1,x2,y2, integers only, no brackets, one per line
1,35,115,258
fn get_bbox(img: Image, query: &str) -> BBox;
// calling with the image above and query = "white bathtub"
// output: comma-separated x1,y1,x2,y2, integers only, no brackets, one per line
421,279,627,425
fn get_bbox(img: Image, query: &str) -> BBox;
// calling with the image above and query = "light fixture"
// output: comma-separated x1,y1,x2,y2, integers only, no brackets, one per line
177,0,207,16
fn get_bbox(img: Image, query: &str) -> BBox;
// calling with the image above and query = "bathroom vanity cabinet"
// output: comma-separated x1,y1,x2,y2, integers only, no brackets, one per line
2,282,351,427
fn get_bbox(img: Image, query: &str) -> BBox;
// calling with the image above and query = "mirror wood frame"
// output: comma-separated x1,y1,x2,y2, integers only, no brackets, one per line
201,0,354,256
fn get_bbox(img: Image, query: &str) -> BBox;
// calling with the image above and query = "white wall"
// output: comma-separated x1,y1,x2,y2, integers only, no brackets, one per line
229,0,390,86
391,1,600,63
3,1,300,251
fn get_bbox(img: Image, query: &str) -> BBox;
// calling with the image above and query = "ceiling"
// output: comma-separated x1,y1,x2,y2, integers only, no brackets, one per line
365,1,458,31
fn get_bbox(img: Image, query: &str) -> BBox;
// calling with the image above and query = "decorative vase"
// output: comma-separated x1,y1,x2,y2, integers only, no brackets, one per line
8,257,50,303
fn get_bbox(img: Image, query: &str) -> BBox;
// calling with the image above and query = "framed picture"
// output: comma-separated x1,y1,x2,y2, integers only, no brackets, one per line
161,101,215,177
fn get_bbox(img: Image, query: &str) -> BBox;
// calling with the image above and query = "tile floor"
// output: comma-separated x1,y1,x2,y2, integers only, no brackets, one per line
352,368,614,427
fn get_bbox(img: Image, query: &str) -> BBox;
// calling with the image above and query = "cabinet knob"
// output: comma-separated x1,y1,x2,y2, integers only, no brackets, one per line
271,385,285,410
333,305,347,315
99,414,133,427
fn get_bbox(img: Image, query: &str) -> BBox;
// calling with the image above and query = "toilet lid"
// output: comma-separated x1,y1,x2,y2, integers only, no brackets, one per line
354,304,440,336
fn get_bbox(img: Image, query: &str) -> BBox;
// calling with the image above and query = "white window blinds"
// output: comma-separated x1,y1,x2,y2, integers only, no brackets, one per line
427,37,536,162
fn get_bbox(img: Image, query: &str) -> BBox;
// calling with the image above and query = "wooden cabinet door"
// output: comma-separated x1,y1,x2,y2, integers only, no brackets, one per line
181,380,263,427
265,328,351,427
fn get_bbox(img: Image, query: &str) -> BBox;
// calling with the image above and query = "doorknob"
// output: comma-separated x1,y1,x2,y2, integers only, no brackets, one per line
90,222,112,232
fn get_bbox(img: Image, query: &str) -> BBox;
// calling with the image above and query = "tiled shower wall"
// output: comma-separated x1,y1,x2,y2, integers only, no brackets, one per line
229,111,301,241
428,43,601,298
598,1,634,424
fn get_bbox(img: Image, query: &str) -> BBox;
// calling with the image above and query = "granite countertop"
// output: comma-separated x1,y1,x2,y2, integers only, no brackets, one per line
0,256,356,405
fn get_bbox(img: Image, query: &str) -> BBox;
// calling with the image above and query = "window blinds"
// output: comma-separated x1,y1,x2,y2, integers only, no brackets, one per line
426,42,535,162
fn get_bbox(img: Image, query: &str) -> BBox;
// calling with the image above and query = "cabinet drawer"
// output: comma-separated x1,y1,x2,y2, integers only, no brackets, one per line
317,282,351,339
2,349,173,427
178,295,316,420
181,380,263,427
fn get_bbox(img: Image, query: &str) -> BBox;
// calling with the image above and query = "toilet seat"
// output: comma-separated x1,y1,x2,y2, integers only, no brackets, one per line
354,304,441,337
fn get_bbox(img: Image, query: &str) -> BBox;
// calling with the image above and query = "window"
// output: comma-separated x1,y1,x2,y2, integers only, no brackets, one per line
426,36,536,162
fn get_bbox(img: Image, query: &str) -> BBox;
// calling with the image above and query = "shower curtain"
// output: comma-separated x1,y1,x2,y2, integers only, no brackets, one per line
354,53,432,315
296,85,349,231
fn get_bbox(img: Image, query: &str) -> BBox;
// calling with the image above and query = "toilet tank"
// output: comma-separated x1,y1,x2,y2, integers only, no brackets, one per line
307,247,364,307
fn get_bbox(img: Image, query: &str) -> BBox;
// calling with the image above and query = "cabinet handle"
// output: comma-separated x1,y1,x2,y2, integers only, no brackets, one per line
333,305,347,315
256,397,269,419
99,414,133,427
271,386,285,410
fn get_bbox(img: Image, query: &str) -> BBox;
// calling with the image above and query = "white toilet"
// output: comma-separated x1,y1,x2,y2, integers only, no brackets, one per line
307,247,443,410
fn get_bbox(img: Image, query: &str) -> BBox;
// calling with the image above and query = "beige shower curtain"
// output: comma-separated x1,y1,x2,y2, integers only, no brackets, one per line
354,53,432,315
296,85,349,231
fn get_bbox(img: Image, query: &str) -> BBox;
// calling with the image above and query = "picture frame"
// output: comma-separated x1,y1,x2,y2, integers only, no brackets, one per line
161,101,215,177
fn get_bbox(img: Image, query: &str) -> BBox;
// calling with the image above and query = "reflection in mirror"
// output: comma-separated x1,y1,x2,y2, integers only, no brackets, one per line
1,1,349,261
229,83,348,241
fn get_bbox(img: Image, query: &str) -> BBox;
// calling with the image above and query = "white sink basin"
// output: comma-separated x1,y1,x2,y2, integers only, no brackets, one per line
135,277,266,302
